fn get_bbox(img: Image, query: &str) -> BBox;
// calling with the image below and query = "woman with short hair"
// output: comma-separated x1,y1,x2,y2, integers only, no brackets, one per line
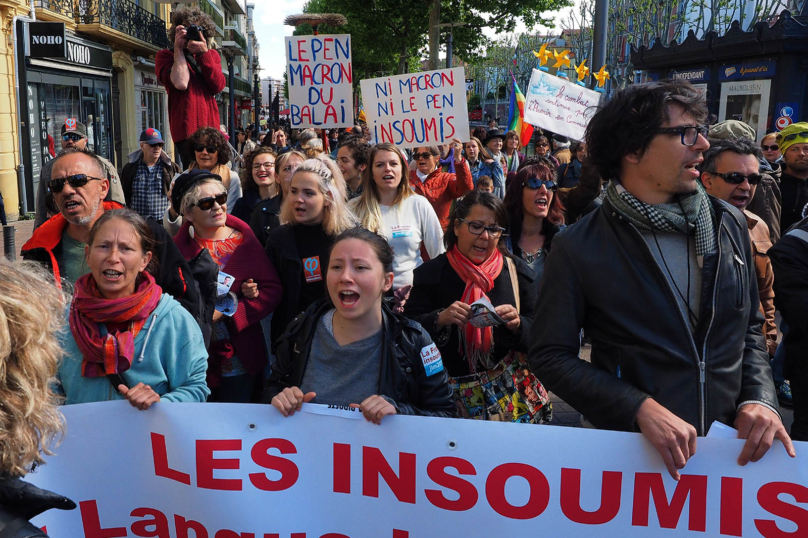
409,141,472,229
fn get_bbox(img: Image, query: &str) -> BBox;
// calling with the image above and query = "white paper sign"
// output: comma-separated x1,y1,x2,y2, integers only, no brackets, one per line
285,34,354,128
360,67,470,149
28,402,807,538
523,69,601,141
718,79,772,142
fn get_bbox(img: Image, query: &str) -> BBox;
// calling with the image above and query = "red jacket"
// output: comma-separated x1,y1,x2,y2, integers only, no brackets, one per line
156,49,226,143
410,160,473,229
173,214,283,383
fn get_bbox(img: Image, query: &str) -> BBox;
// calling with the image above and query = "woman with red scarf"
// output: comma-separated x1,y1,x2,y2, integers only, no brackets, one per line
404,191,551,424
58,209,210,407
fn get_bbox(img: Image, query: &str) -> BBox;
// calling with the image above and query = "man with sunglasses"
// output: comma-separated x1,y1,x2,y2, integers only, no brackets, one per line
777,122,808,234
34,119,125,228
530,80,793,482
22,148,202,339
121,129,180,223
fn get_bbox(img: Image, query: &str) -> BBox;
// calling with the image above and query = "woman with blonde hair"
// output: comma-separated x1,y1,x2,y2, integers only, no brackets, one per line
350,143,443,308
0,260,75,533
266,158,356,349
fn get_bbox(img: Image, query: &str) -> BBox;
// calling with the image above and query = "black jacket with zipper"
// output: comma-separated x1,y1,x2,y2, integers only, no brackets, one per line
263,299,456,418
528,195,777,435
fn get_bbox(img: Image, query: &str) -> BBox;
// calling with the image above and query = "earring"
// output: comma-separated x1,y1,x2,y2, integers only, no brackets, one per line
189,225,195,239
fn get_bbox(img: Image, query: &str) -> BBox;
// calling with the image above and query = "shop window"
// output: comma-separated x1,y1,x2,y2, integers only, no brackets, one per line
138,89,166,138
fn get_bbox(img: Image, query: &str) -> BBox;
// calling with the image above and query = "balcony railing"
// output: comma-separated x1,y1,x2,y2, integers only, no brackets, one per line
77,0,169,49
35,0,74,19
234,76,251,94
223,25,246,52
198,0,225,35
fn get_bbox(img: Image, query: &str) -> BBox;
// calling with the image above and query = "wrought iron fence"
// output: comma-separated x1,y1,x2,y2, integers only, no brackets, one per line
198,0,224,32
35,0,75,18
77,0,169,49
225,26,246,52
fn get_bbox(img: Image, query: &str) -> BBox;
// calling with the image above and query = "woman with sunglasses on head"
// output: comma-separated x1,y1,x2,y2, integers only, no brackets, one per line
172,169,282,402
503,159,566,283
59,208,210,406
232,147,278,226
464,136,505,199
350,143,444,310
264,227,455,422
405,191,551,424
409,141,473,230
164,127,242,236
265,158,355,352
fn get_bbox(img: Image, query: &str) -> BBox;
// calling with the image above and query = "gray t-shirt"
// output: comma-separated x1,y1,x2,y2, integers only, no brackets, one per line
300,310,383,406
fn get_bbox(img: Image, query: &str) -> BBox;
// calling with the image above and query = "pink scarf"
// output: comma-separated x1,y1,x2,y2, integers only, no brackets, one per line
69,272,162,377
446,245,503,372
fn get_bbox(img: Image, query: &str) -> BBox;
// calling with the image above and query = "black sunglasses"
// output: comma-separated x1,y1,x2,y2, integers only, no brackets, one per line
412,152,435,160
776,131,808,143
193,192,227,211
523,177,557,190
710,171,763,185
62,133,83,142
761,144,779,151
48,174,103,193
194,143,218,153
654,124,709,146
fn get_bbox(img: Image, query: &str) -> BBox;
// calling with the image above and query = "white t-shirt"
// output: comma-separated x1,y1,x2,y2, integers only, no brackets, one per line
379,194,445,289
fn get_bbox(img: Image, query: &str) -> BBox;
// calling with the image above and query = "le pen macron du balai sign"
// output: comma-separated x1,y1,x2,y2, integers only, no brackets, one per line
29,401,807,538
286,34,354,129
361,67,470,149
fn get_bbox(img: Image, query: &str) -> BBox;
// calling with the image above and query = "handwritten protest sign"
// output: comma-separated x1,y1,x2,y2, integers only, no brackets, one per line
523,69,600,141
29,402,806,538
360,67,469,149
286,34,354,128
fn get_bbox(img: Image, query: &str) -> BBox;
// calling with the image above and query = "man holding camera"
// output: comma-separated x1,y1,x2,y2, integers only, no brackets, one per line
156,7,225,169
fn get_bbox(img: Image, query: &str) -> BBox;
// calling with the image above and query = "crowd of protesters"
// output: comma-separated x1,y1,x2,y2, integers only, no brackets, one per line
2,6,807,530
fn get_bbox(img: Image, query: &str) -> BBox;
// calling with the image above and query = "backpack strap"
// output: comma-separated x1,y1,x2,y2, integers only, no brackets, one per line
504,256,520,314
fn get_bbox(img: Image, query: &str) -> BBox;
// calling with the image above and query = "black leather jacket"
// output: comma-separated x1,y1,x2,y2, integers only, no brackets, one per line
263,299,456,418
529,196,777,435
0,479,75,538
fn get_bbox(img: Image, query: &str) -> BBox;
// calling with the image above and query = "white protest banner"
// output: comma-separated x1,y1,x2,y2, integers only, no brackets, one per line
30,402,806,538
523,68,600,141
360,67,470,149
286,34,354,128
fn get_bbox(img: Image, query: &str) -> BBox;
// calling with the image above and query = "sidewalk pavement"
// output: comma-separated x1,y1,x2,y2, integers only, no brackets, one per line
3,219,34,259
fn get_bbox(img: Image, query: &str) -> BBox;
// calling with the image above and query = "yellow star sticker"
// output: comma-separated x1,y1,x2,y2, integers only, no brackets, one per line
594,65,610,87
552,49,571,69
532,43,553,66
575,59,590,82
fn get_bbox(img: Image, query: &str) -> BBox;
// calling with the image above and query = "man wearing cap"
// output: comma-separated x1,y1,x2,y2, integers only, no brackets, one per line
34,119,125,228
484,129,507,176
121,128,181,222
776,122,808,233
551,134,572,164
22,147,204,341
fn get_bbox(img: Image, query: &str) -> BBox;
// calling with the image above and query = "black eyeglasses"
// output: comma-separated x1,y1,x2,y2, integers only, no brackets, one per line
193,192,228,210
523,177,557,190
62,133,83,142
459,219,506,238
412,152,435,160
710,171,763,185
194,143,218,154
47,174,103,193
776,131,808,144
654,125,709,146
761,144,779,151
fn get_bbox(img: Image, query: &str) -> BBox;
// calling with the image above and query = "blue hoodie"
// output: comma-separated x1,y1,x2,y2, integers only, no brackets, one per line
57,294,210,404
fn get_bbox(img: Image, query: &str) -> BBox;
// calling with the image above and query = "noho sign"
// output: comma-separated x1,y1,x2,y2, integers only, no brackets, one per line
28,22,67,59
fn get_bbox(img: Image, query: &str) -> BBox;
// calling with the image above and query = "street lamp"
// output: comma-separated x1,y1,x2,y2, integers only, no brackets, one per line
433,22,469,69
253,72,260,139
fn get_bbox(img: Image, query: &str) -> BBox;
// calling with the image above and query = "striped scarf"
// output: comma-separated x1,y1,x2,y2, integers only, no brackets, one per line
606,181,716,258
69,272,162,377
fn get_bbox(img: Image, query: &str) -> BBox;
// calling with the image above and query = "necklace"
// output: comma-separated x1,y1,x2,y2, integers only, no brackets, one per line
521,247,543,264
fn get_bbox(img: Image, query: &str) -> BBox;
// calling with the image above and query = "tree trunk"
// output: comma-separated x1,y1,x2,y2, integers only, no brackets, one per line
399,37,408,74
428,0,441,70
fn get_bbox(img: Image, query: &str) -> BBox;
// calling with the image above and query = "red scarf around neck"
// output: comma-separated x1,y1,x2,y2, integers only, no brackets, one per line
69,272,163,377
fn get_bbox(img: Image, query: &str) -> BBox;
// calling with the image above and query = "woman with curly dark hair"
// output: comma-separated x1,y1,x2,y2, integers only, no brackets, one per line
157,7,225,169
503,157,566,284
233,147,278,225
164,127,242,235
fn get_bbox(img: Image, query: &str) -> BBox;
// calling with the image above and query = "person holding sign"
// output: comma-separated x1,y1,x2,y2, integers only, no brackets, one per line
350,143,444,309
265,159,355,352
405,191,551,424
172,170,282,403
265,228,455,422
58,209,210,407
409,141,473,229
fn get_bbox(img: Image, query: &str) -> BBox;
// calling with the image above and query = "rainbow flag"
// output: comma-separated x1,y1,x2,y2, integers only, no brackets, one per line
508,76,534,147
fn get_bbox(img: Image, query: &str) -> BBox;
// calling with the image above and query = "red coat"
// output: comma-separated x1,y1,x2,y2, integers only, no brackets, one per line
173,214,283,383
156,49,226,143
410,160,473,229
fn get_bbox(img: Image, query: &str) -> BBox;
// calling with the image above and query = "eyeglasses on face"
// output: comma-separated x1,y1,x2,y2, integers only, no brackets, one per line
523,177,557,190
194,143,218,154
761,144,779,151
252,162,275,171
412,152,435,160
193,192,228,210
710,171,763,185
62,134,83,142
48,174,102,193
776,131,808,144
654,124,709,146
459,218,506,238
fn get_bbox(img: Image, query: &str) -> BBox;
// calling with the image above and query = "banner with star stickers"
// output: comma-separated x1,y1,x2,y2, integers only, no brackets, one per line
523,68,602,141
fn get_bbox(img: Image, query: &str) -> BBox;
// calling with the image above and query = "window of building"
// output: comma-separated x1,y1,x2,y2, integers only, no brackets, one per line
138,89,166,137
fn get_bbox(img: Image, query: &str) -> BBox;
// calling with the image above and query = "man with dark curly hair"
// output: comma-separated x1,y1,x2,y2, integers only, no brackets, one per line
156,7,226,169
